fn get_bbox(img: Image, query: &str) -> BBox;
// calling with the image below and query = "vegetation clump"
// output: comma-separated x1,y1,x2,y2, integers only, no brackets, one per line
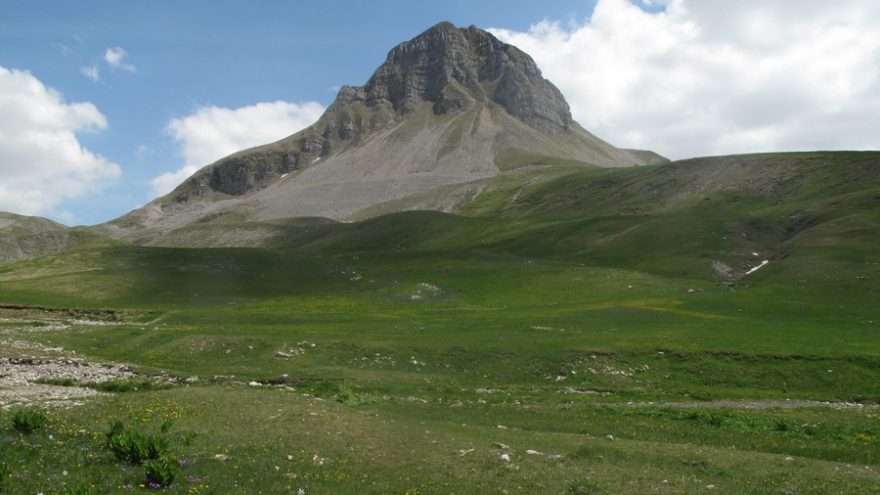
335,385,379,406
144,456,179,488
0,461,10,489
105,420,168,464
11,409,47,434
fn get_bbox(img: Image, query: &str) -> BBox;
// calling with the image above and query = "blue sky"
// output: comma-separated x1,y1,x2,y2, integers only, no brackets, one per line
1,1,878,225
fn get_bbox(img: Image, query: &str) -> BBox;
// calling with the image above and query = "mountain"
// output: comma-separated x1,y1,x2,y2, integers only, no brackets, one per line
0,213,113,262
104,22,666,242
0,212,74,262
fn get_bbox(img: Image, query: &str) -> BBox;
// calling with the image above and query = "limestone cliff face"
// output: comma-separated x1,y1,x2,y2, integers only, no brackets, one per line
358,22,573,133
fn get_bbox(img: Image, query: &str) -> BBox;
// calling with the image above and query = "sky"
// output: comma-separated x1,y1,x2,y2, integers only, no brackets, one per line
1,0,878,226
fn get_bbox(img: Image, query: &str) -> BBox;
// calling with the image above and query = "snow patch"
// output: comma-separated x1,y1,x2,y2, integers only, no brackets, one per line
745,260,769,275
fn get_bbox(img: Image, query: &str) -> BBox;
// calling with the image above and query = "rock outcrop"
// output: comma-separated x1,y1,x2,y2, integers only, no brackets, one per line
359,22,573,133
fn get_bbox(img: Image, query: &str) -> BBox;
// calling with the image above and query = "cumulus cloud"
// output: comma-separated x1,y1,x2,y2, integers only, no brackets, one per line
80,64,100,83
104,46,136,72
0,66,121,218
491,0,880,159
149,100,325,197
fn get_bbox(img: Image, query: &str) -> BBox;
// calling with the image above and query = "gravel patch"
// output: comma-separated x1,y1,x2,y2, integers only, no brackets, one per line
0,356,136,410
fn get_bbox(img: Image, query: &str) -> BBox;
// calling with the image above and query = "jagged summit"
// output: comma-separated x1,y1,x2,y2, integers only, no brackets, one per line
106,22,667,243
338,21,573,134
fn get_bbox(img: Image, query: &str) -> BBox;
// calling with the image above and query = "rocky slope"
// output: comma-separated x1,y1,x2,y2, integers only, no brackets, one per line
0,212,76,262
105,22,666,243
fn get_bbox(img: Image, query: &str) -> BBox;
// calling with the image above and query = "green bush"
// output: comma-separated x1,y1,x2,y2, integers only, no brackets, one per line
106,421,168,465
11,409,47,434
144,456,178,488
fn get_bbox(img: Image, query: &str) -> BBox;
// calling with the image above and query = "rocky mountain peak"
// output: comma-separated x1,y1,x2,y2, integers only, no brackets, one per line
131,21,660,220
336,21,573,134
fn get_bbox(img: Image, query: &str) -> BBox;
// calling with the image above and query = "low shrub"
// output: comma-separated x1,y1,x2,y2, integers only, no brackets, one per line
144,456,179,488
11,409,47,434
106,421,168,464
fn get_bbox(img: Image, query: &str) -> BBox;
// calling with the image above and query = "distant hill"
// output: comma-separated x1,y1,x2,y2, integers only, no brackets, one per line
0,212,73,262
118,151,880,284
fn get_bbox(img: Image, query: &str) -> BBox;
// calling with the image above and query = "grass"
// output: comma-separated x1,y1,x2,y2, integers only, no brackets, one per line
0,388,876,494
0,152,878,492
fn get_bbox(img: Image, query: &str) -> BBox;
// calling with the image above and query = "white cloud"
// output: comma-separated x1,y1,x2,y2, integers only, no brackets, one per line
490,0,880,159
80,65,100,83
0,66,121,218
104,46,136,72
149,100,325,197
134,144,151,160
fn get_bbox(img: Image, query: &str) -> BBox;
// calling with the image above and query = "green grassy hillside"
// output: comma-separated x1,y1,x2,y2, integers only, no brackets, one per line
0,152,878,494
